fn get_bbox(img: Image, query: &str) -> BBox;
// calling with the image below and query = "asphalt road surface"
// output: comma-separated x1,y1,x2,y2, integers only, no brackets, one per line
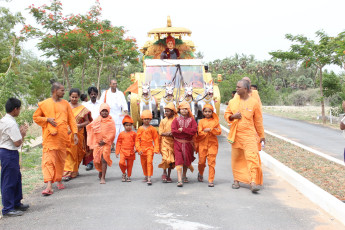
0,134,343,229
263,113,344,161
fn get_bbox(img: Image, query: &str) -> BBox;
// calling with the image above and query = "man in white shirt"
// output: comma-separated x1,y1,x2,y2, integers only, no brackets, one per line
99,80,128,147
0,98,29,217
83,86,101,171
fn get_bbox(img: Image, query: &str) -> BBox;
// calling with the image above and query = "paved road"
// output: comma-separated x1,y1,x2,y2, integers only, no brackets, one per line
263,113,344,161
220,104,344,161
1,135,342,229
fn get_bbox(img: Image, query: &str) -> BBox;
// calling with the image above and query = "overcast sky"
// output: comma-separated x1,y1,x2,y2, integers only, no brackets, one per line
3,0,345,70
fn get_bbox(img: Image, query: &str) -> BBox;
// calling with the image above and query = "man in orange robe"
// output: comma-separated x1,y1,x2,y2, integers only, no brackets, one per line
135,110,159,185
224,80,265,193
158,102,177,183
116,115,136,182
33,82,78,195
196,104,221,187
86,103,116,184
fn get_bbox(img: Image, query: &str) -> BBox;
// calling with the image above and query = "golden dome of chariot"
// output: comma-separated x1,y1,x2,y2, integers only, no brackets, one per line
147,16,192,40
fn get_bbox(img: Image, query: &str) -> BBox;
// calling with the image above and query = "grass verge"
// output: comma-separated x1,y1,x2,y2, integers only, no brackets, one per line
219,111,345,201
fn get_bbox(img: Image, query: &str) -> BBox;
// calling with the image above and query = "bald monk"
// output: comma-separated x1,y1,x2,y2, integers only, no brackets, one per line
196,104,221,187
224,80,265,193
86,103,116,184
33,82,78,196
135,110,159,185
115,115,137,182
171,101,197,187
158,102,178,183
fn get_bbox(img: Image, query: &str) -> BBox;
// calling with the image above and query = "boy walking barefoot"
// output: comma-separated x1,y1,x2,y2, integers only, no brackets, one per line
86,103,116,184
116,115,136,182
0,98,29,217
171,101,197,187
196,104,221,187
135,110,159,185
158,103,177,183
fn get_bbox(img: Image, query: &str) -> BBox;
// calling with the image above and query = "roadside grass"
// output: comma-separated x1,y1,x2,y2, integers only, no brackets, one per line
262,105,339,129
219,111,345,201
0,147,43,211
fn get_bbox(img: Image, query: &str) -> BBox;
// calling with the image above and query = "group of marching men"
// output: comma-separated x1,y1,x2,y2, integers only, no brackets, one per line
0,76,265,216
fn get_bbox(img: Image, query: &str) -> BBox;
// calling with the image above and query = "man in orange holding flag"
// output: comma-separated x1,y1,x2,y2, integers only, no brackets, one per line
86,103,116,184
33,82,78,196
224,79,265,193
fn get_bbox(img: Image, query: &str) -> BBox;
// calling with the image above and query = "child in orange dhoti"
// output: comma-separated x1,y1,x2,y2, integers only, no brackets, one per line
86,103,116,184
158,102,177,183
135,110,159,185
116,115,136,182
196,104,221,187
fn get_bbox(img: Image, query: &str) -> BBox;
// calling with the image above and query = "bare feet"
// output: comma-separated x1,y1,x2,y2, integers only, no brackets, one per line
100,178,106,184
98,172,102,179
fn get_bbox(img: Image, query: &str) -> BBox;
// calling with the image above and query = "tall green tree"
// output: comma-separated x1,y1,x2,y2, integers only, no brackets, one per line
270,31,341,124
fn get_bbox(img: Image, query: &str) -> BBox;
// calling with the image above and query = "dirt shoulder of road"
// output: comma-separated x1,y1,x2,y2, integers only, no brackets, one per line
219,111,345,201
262,105,340,129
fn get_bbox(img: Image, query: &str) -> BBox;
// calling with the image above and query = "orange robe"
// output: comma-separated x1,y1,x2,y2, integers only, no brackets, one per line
158,116,176,169
135,125,159,177
116,131,136,177
224,96,265,185
64,105,91,176
196,117,221,183
33,98,78,183
86,115,116,172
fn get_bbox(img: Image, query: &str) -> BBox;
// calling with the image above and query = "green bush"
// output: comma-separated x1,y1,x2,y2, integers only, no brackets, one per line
287,88,319,106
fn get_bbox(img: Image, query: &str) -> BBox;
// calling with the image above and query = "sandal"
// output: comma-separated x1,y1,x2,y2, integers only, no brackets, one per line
62,176,71,181
143,176,148,182
126,177,131,182
177,181,183,187
42,189,53,196
162,174,167,183
250,182,260,193
232,181,240,189
208,182,214,187
197,173,203,182
122,173,127,182
183,177,189,183
147,180,152,186
57,183,65,190
166,177,172,183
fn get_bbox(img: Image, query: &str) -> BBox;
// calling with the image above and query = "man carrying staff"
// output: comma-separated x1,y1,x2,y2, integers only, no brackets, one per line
224,80,265,193
99,79,128,146
33,82,78,196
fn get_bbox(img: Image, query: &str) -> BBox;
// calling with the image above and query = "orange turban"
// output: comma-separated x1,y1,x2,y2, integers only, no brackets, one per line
122,115,134,124
178,101,193,118
203,104,219,122
166,35,175,46
99,103,110,113
141,110,152,119
164,102,177,114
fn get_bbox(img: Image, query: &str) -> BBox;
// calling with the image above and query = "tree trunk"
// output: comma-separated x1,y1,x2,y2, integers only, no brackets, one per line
81,46,90,93
96,42,105,94
319,66,326,124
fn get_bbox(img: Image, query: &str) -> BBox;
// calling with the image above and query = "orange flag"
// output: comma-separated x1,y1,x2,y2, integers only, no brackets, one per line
124,81,138,95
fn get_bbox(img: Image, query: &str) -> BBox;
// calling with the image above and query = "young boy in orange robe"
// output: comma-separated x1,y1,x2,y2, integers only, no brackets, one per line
196,104,221,187
135,110,159,185
158,102,177,183
116,115,136,182
86,103,116,184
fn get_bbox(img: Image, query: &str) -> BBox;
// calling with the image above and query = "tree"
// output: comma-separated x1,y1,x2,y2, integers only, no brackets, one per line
0,7,25,74
270,31,342,124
